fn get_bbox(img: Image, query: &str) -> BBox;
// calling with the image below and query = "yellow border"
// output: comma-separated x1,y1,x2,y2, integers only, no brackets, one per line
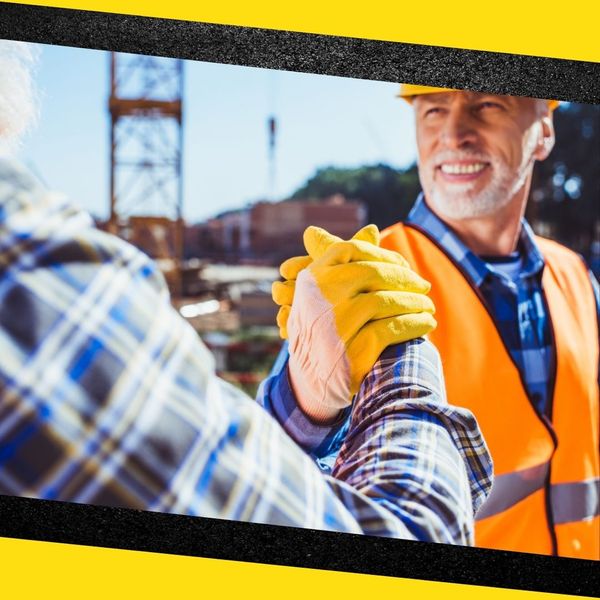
1,1,598,597
1,537,594,599
4,0,600,63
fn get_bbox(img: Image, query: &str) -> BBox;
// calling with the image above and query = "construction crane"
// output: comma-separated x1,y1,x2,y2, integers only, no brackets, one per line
108,52,184,296
266,71,279,201
267,114,277,201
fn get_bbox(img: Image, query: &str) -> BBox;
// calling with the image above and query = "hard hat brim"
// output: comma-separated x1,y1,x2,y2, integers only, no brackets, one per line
397,84,559,111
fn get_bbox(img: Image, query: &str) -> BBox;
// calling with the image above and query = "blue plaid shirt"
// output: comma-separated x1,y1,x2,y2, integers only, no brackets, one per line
0,160,492,544
260,194,600,465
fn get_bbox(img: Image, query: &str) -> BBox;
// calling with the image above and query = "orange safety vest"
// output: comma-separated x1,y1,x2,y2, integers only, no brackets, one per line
381,222,599,559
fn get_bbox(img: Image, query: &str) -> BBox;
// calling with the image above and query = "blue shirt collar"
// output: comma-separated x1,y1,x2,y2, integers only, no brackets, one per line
406,194,545,287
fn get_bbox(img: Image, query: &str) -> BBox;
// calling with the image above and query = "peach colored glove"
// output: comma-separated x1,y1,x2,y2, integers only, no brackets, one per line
272,225,436,423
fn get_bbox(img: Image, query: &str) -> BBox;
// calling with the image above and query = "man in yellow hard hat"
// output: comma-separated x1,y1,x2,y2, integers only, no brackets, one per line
259,85,599,559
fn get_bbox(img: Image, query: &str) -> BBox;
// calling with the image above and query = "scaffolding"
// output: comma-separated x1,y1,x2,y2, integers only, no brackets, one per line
109,52,184,295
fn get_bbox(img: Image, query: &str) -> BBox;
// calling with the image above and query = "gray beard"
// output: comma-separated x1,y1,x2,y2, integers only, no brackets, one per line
423,148,536,221
427,167,522,219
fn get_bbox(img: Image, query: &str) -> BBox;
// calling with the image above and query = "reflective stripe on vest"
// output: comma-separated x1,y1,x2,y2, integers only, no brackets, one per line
552,478,600,525
478,464,599,525
380,222,600,559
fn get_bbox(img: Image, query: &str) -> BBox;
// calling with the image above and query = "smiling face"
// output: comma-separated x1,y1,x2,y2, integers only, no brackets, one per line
413,91,554,221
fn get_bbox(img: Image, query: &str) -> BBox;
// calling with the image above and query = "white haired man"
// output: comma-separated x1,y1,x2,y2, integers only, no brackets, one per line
264,85,599,558
0,42,492,542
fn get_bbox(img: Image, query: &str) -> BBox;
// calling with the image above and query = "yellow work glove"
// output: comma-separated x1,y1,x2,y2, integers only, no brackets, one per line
272,225,436,423
273,225,380,338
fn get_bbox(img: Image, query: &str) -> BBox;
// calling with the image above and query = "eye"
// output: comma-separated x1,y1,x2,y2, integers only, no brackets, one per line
476,101,504,111
423,106,445,117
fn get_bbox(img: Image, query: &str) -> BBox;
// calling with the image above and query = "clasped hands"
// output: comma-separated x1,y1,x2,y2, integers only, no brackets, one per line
272,224,436,423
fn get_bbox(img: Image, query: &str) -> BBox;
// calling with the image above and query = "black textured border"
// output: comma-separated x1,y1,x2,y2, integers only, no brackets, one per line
0,3,599,596
0,2,599,104
0,495,598,596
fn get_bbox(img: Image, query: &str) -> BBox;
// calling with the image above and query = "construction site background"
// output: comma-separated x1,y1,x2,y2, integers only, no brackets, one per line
97,193,366,396
91,53,600,396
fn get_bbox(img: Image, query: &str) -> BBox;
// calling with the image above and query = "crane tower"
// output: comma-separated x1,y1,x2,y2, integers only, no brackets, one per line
108,52,184,295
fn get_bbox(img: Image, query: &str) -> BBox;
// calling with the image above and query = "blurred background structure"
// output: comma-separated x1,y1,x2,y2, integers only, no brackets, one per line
20,44,600,394
108,54,184,295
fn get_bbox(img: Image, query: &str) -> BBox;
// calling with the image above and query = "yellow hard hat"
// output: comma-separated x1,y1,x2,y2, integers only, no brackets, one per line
397,84,559,111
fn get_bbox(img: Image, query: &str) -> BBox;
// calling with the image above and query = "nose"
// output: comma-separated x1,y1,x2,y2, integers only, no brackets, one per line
440,107,478,150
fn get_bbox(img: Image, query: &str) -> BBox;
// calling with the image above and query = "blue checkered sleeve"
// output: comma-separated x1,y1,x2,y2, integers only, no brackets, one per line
331,342,492,542
259,341,493,542
256,343,351,472
0,159,492,543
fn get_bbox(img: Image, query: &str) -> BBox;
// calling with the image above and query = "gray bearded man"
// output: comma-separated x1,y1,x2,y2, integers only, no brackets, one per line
263,84,599,558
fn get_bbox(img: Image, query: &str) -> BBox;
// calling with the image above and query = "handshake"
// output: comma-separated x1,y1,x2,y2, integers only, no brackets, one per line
272,224,436,423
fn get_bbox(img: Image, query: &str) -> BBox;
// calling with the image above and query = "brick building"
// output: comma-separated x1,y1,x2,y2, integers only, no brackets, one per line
187,195,366,264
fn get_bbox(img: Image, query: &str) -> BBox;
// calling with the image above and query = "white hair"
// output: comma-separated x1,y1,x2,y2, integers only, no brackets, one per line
0,40,39,153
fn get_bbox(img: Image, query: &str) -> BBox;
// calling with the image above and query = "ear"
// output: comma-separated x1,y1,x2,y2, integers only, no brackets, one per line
533,114,555,161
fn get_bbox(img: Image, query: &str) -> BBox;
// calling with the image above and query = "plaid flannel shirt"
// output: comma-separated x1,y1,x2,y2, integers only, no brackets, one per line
0,159,492,544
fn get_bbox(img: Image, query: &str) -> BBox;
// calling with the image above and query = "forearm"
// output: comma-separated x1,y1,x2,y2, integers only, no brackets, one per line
331,340,492,544
256,342,350,465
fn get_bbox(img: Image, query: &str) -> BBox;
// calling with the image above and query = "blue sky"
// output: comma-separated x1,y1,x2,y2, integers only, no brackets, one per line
22,43,418,223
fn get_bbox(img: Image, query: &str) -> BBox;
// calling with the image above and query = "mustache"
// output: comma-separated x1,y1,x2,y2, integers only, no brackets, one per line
427,150,493,166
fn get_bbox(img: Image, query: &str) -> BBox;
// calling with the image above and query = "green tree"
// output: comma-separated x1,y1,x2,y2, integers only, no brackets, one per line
291,163,421,229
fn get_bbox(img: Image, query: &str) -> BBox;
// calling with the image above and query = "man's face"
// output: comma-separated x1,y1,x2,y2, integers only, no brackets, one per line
413,91,553,220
